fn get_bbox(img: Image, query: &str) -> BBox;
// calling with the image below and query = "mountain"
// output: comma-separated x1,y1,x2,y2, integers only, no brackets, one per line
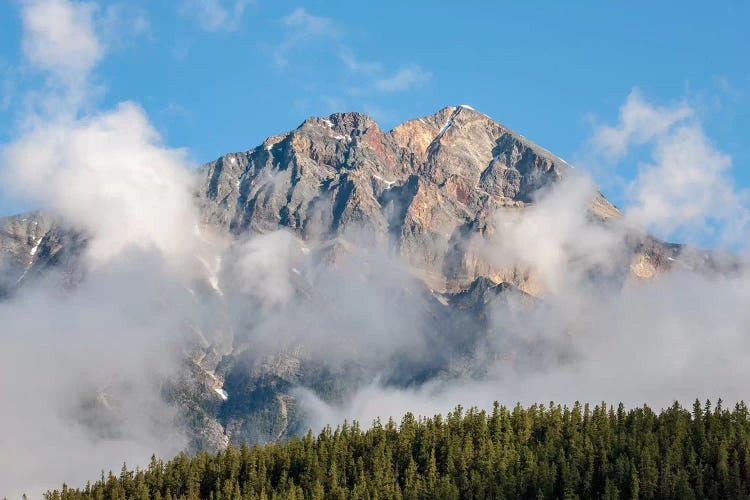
0,211,83,297
197,105,628,295
0,105,723,451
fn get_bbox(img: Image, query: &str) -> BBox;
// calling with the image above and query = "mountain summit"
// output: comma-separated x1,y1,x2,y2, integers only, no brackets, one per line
197,105,623,295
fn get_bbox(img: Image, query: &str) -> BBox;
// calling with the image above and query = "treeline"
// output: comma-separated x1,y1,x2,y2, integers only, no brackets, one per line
46,400,750,499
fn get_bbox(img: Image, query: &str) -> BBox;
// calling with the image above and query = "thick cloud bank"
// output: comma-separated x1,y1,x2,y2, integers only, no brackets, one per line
0,0,210,495
297,93,750,432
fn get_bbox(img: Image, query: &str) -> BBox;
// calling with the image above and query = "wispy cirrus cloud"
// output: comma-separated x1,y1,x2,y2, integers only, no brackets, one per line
374,65,431,93
98,4,151,46
339,50,381,76
179,0,253,32
274,8,336,67
273,7,431,97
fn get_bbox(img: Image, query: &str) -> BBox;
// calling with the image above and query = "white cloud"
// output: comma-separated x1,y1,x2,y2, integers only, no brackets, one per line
0,264,190,497
476,174,620,295
625,123,748,243
21,0,102,81
0,2,217,495
374,65,431,93
5,0,207,266
340,50,381,76
98,3,151,46
179,0,252,32
15,0,150,119
282,7,334,34
229,231,298,307
591,89,693,160
2,102,200,264
274,8,336,67
272,9,430,96
300,264,750,427
589,88,749,243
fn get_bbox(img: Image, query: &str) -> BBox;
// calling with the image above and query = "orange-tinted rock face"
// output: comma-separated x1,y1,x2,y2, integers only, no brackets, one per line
389,118,436,160
196,105,669,295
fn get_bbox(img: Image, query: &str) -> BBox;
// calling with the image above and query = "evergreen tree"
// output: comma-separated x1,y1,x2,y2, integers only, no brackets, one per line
45,399,750,500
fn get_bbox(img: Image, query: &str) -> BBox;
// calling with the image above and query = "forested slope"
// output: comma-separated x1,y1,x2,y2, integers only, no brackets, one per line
45,400,750,500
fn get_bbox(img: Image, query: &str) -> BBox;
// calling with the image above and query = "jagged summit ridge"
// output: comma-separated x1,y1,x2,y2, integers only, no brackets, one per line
198,104,617,294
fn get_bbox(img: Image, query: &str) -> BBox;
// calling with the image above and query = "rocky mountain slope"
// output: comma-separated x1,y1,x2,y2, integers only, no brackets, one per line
0,105,722,450
198,105,627,294
0,211,83,297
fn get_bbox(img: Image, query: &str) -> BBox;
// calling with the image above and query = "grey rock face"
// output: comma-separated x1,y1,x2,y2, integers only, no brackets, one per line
196,105,612,295
479,160,521,199
0,211,84,295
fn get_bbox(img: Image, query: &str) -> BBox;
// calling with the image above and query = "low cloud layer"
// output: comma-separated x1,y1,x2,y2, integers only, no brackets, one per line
293,94,750,434
0,259,190,495
300,180,750,435
0,0,215,495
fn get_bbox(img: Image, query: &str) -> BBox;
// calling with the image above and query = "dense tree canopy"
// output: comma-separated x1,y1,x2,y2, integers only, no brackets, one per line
45,400,750,499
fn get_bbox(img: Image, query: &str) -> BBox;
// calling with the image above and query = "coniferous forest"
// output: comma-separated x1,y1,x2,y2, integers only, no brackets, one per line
43,400,750,500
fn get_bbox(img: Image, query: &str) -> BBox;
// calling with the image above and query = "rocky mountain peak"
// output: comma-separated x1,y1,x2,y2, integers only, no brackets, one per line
0,105,625,297
196,105,624,295
297,112,377,142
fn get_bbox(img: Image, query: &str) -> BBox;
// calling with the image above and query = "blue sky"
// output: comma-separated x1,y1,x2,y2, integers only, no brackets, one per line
1,0,748,225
